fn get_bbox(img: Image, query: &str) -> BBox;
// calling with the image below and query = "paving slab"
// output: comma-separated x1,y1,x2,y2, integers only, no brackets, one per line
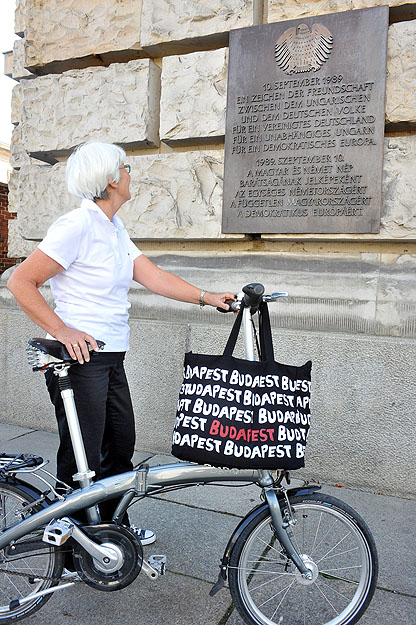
0,422,34,441
128,496,239,583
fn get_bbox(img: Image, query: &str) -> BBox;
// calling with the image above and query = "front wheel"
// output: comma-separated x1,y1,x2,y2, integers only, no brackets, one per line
0,481,64,623
228,493,378,625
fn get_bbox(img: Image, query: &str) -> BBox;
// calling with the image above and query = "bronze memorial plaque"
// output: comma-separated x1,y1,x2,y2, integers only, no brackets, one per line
222,6,389,234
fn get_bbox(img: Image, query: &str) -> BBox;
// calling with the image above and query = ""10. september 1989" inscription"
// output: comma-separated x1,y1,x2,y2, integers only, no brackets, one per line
222,6,389,234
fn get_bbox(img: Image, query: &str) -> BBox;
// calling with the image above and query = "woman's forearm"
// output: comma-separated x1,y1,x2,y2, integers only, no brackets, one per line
7,274,66,336
133,255,235,309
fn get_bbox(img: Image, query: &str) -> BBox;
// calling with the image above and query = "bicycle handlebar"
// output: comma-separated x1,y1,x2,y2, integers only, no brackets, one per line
217,283,288,313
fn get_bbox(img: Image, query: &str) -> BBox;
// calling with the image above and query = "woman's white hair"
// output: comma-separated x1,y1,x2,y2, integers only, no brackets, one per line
66,142,127,200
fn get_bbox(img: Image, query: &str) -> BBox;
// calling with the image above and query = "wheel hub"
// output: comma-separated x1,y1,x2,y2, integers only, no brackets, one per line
294,554,319,585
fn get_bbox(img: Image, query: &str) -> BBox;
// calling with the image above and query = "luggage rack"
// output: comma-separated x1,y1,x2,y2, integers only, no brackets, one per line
0,453,45,475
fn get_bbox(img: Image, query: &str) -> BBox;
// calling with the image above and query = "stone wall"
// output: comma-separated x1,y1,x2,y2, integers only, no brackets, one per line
3,0,416,496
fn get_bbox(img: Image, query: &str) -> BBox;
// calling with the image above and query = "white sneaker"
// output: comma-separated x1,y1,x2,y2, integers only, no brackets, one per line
130,525,156,545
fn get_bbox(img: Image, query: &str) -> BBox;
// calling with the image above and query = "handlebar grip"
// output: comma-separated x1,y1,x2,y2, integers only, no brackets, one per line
216,300,240,313
242,283,264,310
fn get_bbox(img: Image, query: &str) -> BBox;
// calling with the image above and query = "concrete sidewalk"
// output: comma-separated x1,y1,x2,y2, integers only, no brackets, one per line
1,422,415,625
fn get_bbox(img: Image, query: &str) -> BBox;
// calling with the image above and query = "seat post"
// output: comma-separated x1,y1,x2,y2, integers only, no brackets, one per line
56,366,100,524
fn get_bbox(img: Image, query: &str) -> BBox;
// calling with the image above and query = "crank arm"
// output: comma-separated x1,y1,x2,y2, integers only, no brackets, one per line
43,518,120,570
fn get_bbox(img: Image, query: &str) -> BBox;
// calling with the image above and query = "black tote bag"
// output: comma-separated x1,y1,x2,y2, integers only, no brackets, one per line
171,302,312,470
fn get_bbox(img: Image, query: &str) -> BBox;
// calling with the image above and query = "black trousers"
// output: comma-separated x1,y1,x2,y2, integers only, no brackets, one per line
45,352,135,523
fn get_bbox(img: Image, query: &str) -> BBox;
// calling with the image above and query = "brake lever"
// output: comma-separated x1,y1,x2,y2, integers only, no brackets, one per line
263,292,288,301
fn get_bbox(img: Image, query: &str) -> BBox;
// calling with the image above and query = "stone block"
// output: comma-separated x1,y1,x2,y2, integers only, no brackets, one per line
7,162,77,241
3,51,13,78
24,0,142,70
267,0,410,22
121,152,228,239
160,49,228,143
386,20,416,124
141,0,254,55
10,84,22,126
382,136,416,238
7,151,230,241
19,59,161,159
12,39,35,80
9,125,26,169
14,0,26,37
7,219,37,258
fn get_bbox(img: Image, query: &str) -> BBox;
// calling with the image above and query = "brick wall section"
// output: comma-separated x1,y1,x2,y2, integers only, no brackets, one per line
0,183,20,274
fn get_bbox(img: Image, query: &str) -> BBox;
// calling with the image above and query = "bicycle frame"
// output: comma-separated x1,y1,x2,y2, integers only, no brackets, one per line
0,461,313,578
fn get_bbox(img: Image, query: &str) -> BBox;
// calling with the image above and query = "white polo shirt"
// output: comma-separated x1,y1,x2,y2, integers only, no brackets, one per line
38,198,142,351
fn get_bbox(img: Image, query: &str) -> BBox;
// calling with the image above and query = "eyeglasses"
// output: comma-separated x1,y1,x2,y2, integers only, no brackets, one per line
122,164,131,174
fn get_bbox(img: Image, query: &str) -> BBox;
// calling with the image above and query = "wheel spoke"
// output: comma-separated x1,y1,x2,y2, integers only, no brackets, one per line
314,577,339,616
259,578,296,608
318,577,357,602
250,572,293,592
320,565,363,574
270,579,296,619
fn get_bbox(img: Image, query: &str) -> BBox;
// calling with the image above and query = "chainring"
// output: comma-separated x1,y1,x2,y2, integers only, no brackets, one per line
72,524,143,591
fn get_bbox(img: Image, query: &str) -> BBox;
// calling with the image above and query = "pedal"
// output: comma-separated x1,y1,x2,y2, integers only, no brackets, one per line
43,518,74,546
148,554,166,575
141,554,167,579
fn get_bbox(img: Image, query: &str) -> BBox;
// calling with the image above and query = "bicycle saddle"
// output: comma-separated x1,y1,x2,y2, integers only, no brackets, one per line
27,338,105,371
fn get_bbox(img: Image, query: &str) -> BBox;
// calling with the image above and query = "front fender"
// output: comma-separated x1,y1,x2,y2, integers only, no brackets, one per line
209,484,320,596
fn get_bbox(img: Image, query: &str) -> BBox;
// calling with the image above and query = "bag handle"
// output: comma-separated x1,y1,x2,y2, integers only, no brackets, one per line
223,301,275,362
223,304,245,356
259,301,275,362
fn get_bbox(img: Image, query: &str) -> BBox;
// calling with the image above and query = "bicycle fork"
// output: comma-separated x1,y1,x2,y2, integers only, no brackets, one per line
262,487,312,579
210,479,315,596
257,470,312,579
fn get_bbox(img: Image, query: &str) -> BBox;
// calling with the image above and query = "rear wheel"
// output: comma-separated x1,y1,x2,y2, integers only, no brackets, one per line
0,482,64,622
229,493,378,625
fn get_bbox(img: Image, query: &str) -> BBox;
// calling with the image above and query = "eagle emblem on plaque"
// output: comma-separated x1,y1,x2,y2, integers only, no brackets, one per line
275,23,333,74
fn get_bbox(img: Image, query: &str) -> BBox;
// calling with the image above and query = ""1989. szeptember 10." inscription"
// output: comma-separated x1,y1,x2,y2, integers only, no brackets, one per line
222,6,388,234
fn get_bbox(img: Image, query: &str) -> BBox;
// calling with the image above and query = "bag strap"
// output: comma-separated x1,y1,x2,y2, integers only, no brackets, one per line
223,304,245,356
223,301,275,362
259,301,275,362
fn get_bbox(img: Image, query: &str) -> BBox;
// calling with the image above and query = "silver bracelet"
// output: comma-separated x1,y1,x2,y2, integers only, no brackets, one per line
199,290,206,308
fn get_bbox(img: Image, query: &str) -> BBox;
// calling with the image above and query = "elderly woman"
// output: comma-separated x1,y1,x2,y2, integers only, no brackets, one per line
8,142,235,545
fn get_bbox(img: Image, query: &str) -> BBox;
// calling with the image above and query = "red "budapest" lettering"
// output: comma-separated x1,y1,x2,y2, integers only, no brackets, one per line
209,420,274,442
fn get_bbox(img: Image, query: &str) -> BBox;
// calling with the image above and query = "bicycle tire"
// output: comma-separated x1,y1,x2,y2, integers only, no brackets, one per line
0,481,64,623
228,493,378,625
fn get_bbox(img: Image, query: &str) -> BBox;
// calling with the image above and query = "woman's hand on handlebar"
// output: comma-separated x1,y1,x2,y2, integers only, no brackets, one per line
203,292,236,311
53,325,99,364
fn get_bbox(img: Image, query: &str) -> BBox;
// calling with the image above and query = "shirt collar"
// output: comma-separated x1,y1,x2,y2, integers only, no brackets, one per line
80,198,124,231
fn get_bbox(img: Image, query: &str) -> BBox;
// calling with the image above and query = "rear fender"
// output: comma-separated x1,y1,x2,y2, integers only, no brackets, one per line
0,474,53,509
